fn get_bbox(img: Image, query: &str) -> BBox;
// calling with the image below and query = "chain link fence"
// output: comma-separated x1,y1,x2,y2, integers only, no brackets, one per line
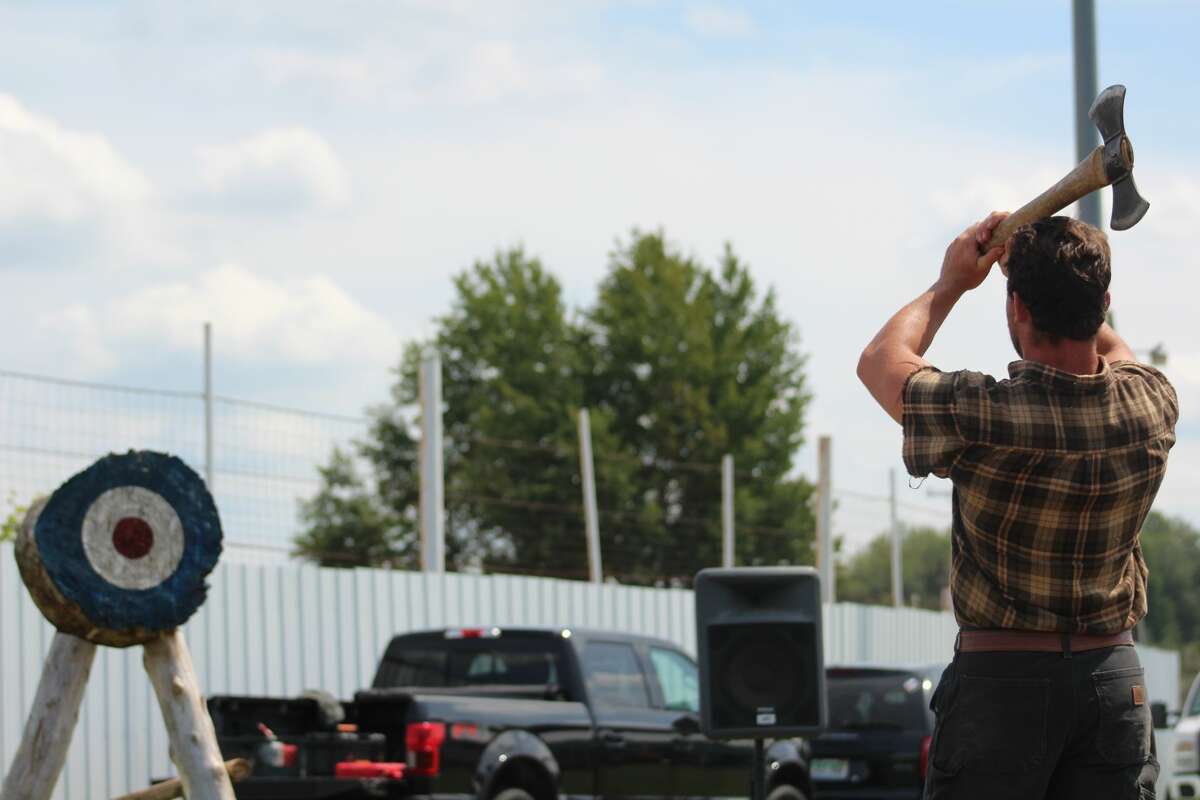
0,368,952,569
0,369,367,561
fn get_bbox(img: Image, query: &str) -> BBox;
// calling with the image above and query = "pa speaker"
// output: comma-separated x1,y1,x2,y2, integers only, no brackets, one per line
695,567,825,739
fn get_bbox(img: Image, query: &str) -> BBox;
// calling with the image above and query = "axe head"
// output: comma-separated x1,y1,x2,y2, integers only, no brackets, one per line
1089,84,1149,231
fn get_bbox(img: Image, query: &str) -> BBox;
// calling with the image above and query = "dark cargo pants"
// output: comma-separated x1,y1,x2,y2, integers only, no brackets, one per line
924,644,1158,799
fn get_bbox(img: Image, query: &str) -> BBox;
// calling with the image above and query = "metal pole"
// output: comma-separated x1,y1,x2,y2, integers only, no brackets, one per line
817,436,834,604
721,454,734,568
419,352,445,573
577,408,603,584
1073,0,1102,228
751,738,766,800
203,322,214,490
890,468,903,607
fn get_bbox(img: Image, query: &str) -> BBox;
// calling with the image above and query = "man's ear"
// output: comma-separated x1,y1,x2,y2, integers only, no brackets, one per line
1104,291,1111,312
1010,291,1032,323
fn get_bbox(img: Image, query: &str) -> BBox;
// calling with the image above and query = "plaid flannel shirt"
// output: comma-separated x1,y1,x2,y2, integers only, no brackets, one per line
902,358,1178,633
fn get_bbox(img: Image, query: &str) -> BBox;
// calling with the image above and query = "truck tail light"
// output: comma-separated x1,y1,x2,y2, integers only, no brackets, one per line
406,722,447,777
920,736,932,781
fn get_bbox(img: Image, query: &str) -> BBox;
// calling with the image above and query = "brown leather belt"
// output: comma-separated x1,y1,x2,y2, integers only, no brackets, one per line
957,629,1134,653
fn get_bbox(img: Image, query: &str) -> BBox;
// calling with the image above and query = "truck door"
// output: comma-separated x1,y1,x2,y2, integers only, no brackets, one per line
582,640,676,799
646,646,758,797
646,647,709,796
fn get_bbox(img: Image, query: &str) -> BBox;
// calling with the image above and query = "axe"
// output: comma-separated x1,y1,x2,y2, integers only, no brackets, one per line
981,84,1148,264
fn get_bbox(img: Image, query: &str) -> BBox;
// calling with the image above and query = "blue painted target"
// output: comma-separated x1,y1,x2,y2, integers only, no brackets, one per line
31,451,222,642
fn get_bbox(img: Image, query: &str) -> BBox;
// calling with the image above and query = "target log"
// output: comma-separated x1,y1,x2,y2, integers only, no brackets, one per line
0,632,98,800
15,452,222,647
143,631,234,800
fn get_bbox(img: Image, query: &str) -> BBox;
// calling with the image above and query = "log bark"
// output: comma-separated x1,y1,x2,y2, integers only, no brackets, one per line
142,631,235,800
15,498,157,648
111,759,250,800
0,632,98,800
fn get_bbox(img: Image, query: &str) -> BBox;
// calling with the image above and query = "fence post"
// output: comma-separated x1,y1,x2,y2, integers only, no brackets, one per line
577,408,602,584
203,322,214,490
890,467,903,607
721,454,734,568
816,436,834,603
419,352,445,573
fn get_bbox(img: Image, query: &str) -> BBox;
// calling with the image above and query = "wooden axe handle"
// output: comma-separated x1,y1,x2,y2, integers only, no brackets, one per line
980,145,1109,258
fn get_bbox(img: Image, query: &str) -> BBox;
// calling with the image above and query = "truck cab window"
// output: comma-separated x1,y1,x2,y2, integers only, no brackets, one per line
582,642,650,709
649,648,700,713
377,648,448,687
454,651,559,686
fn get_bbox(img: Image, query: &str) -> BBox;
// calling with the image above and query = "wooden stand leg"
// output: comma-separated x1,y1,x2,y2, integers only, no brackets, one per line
143,631,234,800
0,631,97,800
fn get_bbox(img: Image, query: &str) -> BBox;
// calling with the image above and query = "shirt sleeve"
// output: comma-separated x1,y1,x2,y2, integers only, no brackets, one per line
1110,360,1181,433
902,367,967,478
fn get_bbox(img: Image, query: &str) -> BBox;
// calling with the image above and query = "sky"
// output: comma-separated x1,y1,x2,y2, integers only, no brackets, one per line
2,0,1199,554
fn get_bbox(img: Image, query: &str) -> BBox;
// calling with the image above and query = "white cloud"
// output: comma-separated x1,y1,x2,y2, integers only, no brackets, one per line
197,128,351,211
450,40,604,104
255,50,373,96
0,93,164,264
461,41,531,103
35,305,119,376
686,5,756,38
39,264,398,371
108,264,397,366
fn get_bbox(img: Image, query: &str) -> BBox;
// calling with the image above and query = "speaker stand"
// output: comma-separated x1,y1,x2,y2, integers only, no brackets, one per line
751,738,766,800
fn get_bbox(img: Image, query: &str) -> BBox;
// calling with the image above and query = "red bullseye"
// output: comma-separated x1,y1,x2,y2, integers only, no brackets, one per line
112,517,154,560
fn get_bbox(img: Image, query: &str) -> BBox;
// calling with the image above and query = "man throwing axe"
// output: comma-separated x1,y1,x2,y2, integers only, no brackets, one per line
857,209,1177,798
859,83,1174,798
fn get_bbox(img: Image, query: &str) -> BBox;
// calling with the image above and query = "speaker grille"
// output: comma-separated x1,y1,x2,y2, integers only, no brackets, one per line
708,622,820,731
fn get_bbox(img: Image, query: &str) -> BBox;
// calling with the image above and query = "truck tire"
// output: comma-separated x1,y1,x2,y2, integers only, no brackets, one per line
492,790,536,800
766,785,807,800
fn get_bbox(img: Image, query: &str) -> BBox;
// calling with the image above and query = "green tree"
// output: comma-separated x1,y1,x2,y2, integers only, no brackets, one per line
839,527,951,611
579,232,814,580
1139,511,1200,648
1,508,19,543
293,448,417,568
392,248,640,574
296,234,814,584
2,493,32,543
1129,511,1200,704
296,248,623,574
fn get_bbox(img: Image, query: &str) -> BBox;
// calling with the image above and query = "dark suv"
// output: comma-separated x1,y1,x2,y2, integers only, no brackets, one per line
810,663,947,799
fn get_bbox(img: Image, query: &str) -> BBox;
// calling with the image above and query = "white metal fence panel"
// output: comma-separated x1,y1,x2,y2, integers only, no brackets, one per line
0,545,1182,799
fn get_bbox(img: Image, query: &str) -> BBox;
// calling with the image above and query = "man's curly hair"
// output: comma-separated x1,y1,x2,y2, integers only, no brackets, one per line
1006,216,1111,341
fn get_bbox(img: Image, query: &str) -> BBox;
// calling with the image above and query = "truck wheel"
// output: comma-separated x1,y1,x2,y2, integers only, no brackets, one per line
492,790,536,800
766,785,807,800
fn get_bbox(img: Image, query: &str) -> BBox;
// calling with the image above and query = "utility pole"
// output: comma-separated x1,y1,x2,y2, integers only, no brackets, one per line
203,322,214,490
890,468,903,607
816,436,834,604
418,352,445,573
721,455,735,568
1073,0,1102,228
577,408,603,584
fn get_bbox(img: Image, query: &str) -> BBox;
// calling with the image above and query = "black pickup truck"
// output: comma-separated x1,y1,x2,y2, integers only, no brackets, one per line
209,626,813,800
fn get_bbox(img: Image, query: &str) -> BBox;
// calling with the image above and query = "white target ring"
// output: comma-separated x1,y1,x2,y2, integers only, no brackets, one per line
81,486,185,591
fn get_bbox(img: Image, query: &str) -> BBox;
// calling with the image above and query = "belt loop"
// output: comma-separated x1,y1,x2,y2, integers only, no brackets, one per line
1061,632,1072,660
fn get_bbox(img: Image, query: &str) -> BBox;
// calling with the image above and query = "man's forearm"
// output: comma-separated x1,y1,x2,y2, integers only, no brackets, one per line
857,279,965,423
862,279,964,363
1095,322,1137,363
